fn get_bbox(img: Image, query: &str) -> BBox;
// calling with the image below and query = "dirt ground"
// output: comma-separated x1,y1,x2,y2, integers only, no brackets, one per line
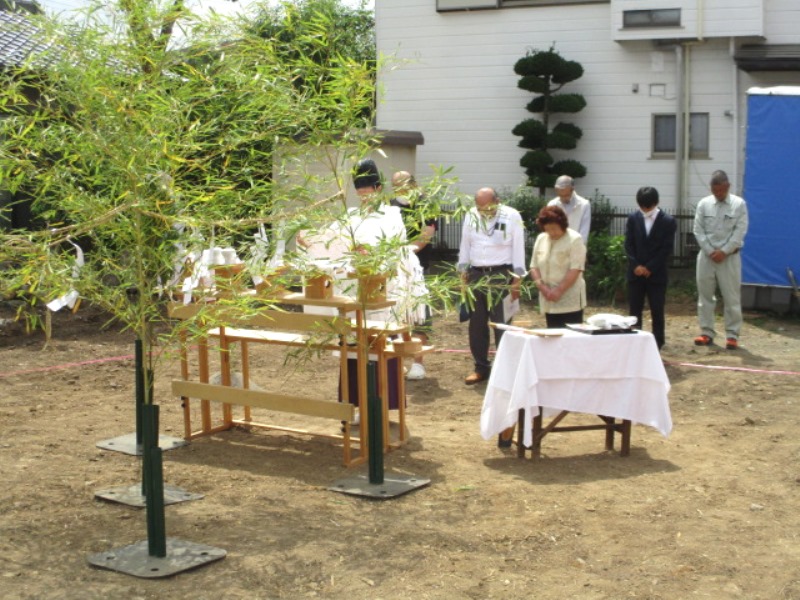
2,295,800,600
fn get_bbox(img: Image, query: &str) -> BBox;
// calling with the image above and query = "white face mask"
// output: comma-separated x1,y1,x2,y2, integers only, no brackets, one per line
640,207,656,217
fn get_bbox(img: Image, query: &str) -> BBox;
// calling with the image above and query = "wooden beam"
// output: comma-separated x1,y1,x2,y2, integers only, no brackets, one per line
167,303,350,335
172,380,355,422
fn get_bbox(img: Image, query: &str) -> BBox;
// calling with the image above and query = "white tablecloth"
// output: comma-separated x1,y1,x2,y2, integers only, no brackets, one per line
481,329,672,447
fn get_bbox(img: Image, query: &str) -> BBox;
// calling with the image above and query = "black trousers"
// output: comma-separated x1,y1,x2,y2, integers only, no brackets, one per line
467,267,511,376
628,278,667,349
545,310,583,329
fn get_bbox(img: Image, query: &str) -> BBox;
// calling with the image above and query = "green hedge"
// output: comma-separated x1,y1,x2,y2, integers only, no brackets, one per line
585,232,626,305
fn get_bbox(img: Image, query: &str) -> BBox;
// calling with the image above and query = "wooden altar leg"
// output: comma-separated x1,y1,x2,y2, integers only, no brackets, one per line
620,420,632,456
375,336,391,452
241,341,252,423
179,330,192,440
516,409,526,458
218,326,233,426
396,352,407,444
338,307,356,467
531,409,543,459
355,309,369,461
198,335,211,434
603,415,616,451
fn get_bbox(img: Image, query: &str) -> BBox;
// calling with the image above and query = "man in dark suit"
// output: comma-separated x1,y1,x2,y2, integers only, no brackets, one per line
625,187,677,349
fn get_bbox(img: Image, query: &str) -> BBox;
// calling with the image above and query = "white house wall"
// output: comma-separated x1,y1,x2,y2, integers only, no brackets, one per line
763,0,800,42
611,0,764,42
375,0,800,212
700,0,764,38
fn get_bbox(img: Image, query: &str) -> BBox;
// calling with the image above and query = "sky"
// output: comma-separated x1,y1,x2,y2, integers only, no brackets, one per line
36,0,373,20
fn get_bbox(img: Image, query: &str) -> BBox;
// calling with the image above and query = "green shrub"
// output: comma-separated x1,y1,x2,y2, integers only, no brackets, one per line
588,189,620,235
585,232,626,305
501,185,547,236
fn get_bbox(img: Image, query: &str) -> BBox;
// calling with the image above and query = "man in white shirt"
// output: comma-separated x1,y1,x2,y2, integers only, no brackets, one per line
457,187,526,385
547,175,591,243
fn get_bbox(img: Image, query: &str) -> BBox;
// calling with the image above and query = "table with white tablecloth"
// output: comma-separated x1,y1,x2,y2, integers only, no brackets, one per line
481,329,672,457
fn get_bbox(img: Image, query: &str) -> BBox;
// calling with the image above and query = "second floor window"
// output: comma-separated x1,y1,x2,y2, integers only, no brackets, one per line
623,9,681,28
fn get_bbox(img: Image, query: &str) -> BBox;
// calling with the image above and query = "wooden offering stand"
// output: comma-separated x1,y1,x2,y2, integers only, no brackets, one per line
213,263,247,296
304,273,334,300
354,272,388,304
169,285,414,467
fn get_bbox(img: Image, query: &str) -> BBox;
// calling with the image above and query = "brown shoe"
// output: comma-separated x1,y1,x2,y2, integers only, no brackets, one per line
498,427,514,448
726,338,739,350
464,372,487,385
694,334,713,346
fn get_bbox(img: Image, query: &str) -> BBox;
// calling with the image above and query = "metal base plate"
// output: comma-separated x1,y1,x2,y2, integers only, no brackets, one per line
96,432,187,456
87,538,225,578
328,472,430,499
94,484,204,507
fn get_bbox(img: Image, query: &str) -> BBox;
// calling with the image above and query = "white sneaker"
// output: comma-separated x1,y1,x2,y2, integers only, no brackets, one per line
406,363,426,380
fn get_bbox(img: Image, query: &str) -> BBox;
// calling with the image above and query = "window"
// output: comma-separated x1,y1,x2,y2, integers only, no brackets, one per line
436,0,498,10
623,9,681,28
652,113,709,158
502,0,608,6
437,0,608,11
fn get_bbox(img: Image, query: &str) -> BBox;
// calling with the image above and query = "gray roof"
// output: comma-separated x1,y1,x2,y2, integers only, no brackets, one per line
735,44,800,72
0,10,58,70
1,8,135,76
0,0,41,15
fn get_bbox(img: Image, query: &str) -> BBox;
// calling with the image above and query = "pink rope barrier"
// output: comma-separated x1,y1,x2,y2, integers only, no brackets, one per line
2,348,799,378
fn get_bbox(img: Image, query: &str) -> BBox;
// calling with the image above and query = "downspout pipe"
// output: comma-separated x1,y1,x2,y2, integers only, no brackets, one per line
730,37,740,191
675,43,684,212
697,0,705,41
683,44,691,207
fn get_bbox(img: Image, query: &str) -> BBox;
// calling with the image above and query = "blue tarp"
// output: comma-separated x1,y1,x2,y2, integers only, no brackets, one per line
742,88,800,287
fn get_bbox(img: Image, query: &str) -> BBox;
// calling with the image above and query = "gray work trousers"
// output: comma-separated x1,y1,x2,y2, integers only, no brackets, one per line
696,251,743,341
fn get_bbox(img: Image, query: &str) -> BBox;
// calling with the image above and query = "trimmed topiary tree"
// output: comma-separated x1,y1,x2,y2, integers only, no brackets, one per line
512,45,587,196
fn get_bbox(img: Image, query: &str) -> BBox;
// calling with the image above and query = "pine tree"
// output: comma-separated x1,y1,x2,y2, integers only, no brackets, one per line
512,46,587,196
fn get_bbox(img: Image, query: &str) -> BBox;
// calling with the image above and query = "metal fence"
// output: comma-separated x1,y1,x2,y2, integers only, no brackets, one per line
431,208,699,268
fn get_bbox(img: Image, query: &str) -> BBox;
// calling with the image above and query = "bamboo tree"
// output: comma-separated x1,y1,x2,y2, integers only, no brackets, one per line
0,0,390,552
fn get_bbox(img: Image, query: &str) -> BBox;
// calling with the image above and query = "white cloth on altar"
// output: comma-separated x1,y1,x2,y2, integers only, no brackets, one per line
481,329,672,447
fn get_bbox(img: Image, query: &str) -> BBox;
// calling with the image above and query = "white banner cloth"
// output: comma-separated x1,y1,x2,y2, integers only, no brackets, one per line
46,241,84,312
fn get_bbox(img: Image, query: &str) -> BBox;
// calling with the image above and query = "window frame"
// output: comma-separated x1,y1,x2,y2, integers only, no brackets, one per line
502,0,608,6
437,0,608,10
651,112,710,159
622,8,682,29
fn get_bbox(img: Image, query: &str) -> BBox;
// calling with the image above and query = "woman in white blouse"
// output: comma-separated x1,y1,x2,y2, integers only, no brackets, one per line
529,205,587,328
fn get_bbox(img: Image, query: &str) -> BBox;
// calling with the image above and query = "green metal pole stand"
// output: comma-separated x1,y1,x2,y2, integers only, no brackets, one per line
95,340,185,456
366,363,384,484
88,384,224,578
329,362,429,499
95,348,200,508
